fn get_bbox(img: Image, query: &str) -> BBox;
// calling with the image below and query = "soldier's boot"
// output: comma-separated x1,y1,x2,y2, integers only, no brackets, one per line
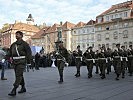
115,74,120,80
129,72,132,76
122,73,125,78
8,86,17,96
101,74,106,79
88,73,92,78
18,85,26,93
75,71,80,77
58,75,63,84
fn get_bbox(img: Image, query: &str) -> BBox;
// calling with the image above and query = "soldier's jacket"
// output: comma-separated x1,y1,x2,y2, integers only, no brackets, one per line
127,48,133,59
9,39,32,65
98,50,107,59
121,49,128,61
105,50,112,61
111,48,123,60
56,47,69,62
83,50,95,59
73,50,82,61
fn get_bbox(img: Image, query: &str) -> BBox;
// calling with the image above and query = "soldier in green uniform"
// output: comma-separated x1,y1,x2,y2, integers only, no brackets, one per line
73,45,82,77
55,41,69,84
106,48,112,74
112,44,123,80
127,45,133,76
8,31,32,96
83,46,95,78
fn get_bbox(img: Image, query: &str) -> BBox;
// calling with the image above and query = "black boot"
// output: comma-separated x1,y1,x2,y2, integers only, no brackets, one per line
75,72,80,77
18,86,26,93
8,87,17,96
115,74,119,80
58,75,63,84
101,74,106,79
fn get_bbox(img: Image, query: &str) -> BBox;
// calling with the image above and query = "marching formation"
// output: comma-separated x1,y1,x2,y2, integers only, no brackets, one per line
72,44,133,81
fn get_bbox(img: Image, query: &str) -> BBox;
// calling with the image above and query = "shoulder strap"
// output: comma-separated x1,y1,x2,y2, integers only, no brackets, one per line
15,44,20,56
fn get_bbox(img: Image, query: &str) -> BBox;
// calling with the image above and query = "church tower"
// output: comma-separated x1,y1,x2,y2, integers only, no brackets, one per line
26,14,34,25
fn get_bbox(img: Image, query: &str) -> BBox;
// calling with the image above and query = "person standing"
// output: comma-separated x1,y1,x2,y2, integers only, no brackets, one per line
8,31,32,96
73,45,82,77
0,47,7,80
55,41,69,84
127,45,133,76
83,46,95,78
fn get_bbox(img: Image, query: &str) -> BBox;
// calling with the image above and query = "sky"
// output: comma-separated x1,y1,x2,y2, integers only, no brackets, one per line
0,0,128,28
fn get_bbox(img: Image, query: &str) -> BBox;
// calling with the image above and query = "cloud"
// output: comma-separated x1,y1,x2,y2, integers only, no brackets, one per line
0,0,128,28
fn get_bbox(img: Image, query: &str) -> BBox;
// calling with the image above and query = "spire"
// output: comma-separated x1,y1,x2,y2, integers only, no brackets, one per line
26,14,34,25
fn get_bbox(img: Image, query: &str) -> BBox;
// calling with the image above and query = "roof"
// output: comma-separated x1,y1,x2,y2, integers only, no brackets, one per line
74,21,86,27
12,23,39,32
31,26,50,39
46,23,60,33
97,1,133,17
86,20,95,25
62,21,75,30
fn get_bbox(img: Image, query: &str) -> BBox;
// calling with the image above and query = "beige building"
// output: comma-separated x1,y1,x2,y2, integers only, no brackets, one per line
95,0,133,50
71,20,95,52
1,14,40,48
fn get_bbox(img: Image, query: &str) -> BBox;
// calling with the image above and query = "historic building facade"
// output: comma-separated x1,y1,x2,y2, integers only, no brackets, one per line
95,0,133,50
71,20,95,52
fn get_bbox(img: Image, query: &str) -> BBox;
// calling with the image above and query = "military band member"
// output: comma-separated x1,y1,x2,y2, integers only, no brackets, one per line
8,31,32,96
106,48,112,74
127,45,133,76
73,45,82,77
98,46,107,79
55,41,69,83
83,46,95,78
112,44,123,80
94,50,99,74
121,46,128,78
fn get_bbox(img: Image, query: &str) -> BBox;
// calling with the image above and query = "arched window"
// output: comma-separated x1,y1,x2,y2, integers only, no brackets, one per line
123,30,128,38
113,31,118,39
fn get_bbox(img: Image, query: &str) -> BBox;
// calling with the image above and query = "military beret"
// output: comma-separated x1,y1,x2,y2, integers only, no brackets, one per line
77,45,80,48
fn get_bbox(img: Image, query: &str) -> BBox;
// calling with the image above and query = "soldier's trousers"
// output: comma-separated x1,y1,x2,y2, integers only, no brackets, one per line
57,60,65,78
86,61,93,76
98,60,106,76
128,57,133,74
75,61,82,74
106,61,112,73
121,60,127,76
114,59,122,76
13,64,25,87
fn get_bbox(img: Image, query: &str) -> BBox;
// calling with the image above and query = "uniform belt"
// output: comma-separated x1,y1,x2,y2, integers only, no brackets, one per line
114,56,120,58
76,57,82,58
99,58,106,60
13,56,25,60
57,59,62,60
86,59,93,61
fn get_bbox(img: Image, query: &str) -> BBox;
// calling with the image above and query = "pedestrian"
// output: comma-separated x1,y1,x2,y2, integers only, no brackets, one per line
8,31,32,96
55,41,69,84
0,47,7,80
73,45,82,77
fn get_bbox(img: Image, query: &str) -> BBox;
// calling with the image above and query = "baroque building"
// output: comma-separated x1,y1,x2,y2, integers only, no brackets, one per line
95,0,133,50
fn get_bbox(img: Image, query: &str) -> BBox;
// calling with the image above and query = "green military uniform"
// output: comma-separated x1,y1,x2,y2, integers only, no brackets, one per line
127,45,133,76
56,43,69,83
106,48,112,74
8,36,32,96
112,47,123,80
83,47,95,78
73,45,82,77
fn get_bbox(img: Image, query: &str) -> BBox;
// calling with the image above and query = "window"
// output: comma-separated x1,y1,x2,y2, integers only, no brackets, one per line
123,23,128,27
97,34,101,41
82,29,85,33
78,30,80,34
105,33,110,40
115,14,118,18
124,12,128,17
106,43,109,48
123,30,128,38
106,16,109,21
113,32,118,39
110,15,113,19
74,31,76,34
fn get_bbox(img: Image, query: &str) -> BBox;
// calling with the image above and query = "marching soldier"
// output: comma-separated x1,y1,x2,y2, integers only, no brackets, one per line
98,46,107,79
127,45,133,76
55,41,69,83
106,48,112,74
83,46,95,78
73,45,82,77
121,46,128,78
112,44,123,80
8,31,32,96
94,50,99,74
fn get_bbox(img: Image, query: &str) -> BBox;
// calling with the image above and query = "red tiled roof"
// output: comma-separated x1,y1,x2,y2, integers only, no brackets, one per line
86,20,95,25
97,1,133,17
31,26,50,39
62,21,75,30
46,23,60,33
74,21,86,27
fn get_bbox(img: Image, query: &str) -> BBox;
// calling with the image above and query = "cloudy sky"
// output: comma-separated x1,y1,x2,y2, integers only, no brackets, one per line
0,0,128,28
